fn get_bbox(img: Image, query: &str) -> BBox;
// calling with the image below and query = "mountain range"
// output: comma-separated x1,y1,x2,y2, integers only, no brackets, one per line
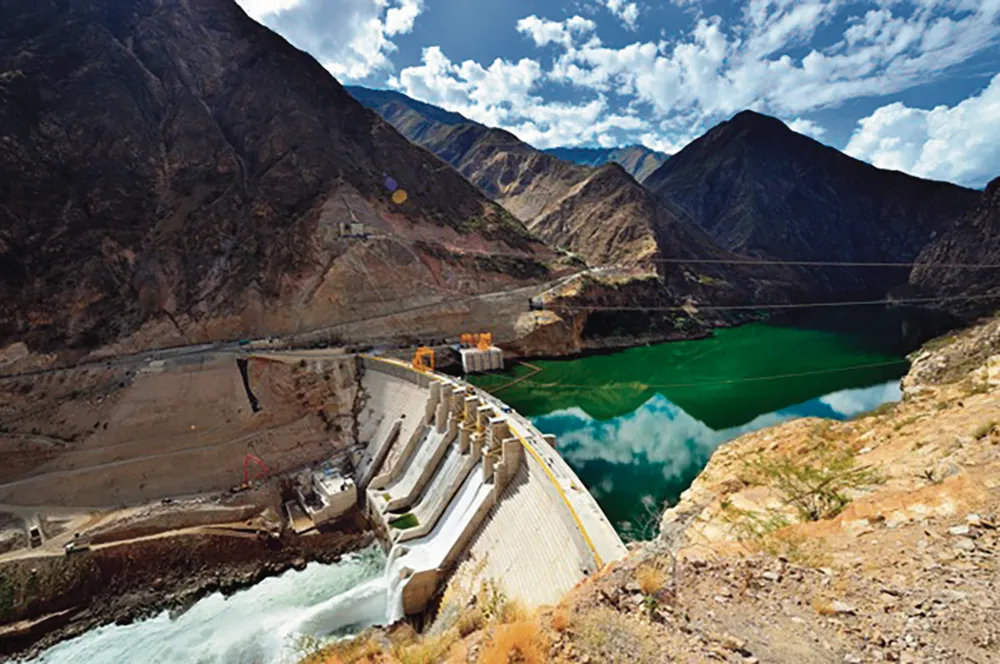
347,86,728,272
0,0,996,360
352,86,985,298
541,145,669,182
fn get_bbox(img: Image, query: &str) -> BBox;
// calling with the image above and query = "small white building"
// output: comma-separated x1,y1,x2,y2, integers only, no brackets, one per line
459,346,504,374
297,467,357,525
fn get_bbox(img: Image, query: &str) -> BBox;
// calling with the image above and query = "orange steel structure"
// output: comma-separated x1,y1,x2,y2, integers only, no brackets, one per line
412,346,435,372
460,332,493,350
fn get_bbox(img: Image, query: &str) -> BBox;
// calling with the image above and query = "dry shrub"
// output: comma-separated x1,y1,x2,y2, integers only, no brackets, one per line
456,607,486,637
394,629,461,664
302,633,390,664
499,598,528,625
812,598,838,617
635,564,666,596
550,606,570,633
478,620,547,664
573,607,659,664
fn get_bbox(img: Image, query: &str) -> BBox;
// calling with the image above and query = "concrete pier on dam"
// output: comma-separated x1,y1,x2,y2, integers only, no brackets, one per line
348,354,627,616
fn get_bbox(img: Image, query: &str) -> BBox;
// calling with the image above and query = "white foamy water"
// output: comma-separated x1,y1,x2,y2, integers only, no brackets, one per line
27,545,387,664
28,463,494,664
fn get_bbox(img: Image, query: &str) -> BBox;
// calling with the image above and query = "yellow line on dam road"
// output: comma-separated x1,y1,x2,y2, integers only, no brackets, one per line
363,354,605,569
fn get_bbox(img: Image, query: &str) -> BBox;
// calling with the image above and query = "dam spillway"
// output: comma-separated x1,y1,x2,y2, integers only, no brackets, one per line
352,355,627,617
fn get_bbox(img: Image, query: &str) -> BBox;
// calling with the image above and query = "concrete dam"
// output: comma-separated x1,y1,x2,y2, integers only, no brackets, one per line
0,345,626,646
345,354,627,620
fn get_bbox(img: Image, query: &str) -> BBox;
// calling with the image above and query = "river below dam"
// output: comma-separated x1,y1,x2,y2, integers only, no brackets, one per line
25,546,387,664
470,315,920,533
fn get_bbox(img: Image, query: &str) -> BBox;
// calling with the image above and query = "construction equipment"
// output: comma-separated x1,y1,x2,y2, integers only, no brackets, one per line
412,346,435,372
231,452,269,493
459,332,494,350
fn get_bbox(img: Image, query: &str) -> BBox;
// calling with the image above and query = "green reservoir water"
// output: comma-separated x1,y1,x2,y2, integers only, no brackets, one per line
469,320,913,535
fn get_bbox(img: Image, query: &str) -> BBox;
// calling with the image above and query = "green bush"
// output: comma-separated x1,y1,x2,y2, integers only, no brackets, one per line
744,443,882,522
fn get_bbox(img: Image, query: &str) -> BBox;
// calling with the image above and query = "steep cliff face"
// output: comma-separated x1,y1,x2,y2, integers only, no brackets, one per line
542,145,669,183
645,111,980,293
908,177,1000,317
0,0,545,354
527,163,730,268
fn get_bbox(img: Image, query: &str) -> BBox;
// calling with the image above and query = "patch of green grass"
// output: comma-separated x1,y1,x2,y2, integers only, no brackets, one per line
389,513,420,529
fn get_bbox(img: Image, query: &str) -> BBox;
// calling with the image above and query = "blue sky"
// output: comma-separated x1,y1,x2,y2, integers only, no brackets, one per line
238,0,1000,187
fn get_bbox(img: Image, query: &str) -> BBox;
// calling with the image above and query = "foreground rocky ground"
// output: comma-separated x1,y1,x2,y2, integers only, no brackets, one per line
307,315,1000,663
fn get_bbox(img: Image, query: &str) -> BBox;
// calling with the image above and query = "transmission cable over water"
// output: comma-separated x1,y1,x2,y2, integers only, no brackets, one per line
549,293,996,313
486,358,909,394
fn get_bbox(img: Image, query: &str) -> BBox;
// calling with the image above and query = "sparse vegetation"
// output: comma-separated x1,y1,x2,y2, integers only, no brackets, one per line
573,606,660,664
973,420,997,439
478,620,547,664
635,564,666,596
920,468,943,485
743,442,883,522
550,606,570,633
619,494,669,542
852,402,895,420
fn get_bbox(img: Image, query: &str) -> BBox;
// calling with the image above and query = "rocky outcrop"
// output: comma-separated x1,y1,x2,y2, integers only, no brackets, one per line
908,177,1000,317
541,145,669,183
0,0,547,355
645,111,980,294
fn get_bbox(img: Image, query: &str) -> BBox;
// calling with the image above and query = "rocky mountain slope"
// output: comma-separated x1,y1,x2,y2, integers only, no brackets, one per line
542,145,669,183
909,177,1000,317
644,111,981,294
306,316,1000,664
347,86,730,271
0,0,550,356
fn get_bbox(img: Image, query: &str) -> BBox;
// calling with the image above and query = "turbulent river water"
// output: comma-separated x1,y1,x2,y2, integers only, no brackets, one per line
27,547,388,664
27,314,925,663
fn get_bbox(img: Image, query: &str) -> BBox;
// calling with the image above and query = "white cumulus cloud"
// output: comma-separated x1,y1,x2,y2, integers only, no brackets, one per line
235,0,425,81
601,0,642,30
844,73,1000,187
392,46,657,148
517,15,597,48
787,117,828,140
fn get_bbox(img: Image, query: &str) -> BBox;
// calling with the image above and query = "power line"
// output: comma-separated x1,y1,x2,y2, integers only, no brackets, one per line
439,252,1000,270
547,293,996,313
486,358,909,393
643,257,1000,269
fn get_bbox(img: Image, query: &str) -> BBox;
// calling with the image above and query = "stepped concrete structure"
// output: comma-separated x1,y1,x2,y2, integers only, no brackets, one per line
352,355,627,615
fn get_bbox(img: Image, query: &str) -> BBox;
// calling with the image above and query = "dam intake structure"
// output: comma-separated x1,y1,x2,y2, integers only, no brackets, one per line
329,354,627,627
